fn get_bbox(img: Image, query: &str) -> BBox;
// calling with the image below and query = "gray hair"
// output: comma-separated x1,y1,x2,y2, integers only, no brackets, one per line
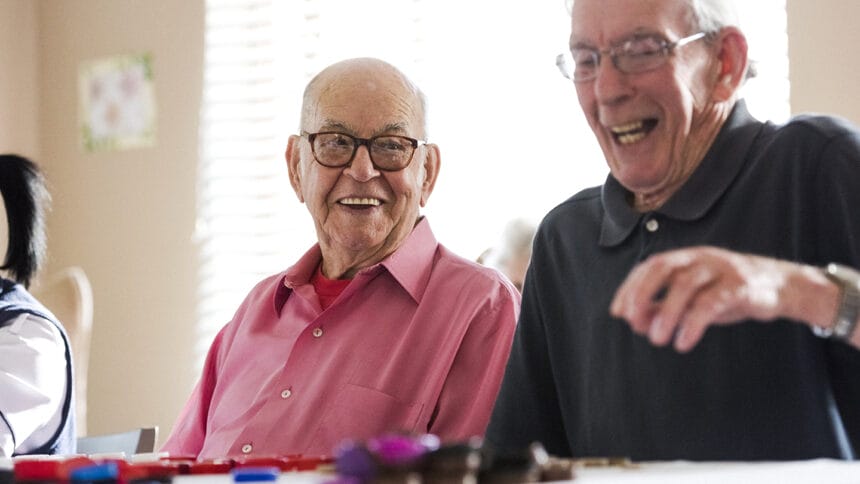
565,0,751,77
566,0,739,32
683,0,755,78
686,0,740,33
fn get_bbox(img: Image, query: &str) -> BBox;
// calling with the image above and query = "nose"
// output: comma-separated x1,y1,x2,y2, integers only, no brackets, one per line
592,59,633,106
343,145,380,182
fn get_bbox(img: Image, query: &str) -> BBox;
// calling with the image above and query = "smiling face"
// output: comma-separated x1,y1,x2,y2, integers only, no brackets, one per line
286,58,439,278
570,0,734,211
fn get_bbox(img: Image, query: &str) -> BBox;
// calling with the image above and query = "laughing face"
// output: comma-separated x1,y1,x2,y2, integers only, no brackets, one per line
286,59,440,278
570,0,728,211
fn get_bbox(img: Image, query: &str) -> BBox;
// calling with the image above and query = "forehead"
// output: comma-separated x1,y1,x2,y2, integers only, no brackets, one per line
308,67,421,135
570,0,692,45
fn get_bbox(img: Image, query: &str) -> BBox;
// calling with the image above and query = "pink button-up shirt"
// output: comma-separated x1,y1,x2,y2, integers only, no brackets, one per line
162,219,519,459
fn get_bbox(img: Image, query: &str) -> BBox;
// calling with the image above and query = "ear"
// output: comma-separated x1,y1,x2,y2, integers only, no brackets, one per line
711,26,749,102
418,143,441,207
285,134,305,203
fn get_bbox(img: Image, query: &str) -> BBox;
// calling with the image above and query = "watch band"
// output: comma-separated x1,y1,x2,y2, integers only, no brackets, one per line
818,263,860,341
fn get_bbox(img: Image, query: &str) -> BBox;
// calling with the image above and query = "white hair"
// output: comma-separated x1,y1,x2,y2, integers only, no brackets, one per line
566,0,740,33
686,0,740,33
565,0,751,77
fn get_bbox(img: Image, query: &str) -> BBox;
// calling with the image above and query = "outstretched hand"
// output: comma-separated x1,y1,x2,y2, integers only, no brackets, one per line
610,246,835,352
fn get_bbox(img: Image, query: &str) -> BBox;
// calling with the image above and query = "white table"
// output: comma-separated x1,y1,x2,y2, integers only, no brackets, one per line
568,459,860,483
172,459,860,484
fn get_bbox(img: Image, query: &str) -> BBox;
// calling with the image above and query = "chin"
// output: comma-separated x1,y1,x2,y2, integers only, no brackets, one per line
612,165,668,192
333,230,383,250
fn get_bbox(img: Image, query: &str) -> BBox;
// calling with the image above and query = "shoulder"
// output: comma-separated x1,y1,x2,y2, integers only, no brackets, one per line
765,114,860,152
0,312,64,348
427,251,520,341
548,185,603,218
434,244,519,294
0,312,66,384
751,114,860,179
427,245,521,320
784,113,859,136
535,185,604,241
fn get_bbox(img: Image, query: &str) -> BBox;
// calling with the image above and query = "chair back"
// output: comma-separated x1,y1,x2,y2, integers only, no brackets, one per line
76,427,158,456
31,267,94,436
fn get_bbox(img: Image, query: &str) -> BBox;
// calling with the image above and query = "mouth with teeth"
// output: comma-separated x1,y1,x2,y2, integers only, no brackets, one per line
338,197,382,209
609,119,658,145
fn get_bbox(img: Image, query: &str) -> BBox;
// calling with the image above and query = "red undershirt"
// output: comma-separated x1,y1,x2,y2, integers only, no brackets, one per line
310,264,351,310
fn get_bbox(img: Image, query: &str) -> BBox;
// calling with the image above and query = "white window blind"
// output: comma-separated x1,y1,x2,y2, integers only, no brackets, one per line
195,0,789,368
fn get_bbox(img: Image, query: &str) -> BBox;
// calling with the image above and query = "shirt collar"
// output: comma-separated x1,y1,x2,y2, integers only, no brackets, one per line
599,100,764,247
378,217,438,303
273,244,322,313
272,217,438,311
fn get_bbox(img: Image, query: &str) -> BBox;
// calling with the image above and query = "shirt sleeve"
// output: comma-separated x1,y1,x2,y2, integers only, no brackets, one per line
426,281,518,441
160,327,225,458
0,313,68,457
817,124,860,453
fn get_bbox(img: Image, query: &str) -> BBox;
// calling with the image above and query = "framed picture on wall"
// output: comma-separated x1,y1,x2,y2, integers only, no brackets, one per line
78,53,156,153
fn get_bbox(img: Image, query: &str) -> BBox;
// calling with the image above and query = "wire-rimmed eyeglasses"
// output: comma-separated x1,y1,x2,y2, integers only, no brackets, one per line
556,31,709,82
302,131,426,172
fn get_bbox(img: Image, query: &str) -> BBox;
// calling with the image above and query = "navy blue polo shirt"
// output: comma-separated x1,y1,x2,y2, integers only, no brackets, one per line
486,101,860,461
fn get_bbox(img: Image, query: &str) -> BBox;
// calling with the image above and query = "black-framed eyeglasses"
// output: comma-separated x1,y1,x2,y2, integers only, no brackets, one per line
301,131,426,172
556,31,709,82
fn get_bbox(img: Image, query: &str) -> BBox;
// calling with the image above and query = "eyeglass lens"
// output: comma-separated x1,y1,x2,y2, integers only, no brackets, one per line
571,36,668,80
565,33,706,82
312,132,416,171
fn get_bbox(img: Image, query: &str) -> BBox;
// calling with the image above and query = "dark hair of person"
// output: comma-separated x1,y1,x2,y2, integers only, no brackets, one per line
0,154,50,288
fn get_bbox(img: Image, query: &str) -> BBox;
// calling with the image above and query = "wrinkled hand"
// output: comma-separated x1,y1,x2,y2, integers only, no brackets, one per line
610,246,794,352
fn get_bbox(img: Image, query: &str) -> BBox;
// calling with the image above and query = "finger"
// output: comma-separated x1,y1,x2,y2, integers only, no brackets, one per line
610,262,647,315
648,265,715,346
611,264,655,334
613,272,664,335
610,257,658,317
673,287,733,352
612,251,691,331
627,304,659,337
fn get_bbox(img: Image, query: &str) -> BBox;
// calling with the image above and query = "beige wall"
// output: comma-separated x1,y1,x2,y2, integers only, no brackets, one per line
0,0,858,446
0,0,39,157
787,1,860,124
34,0,204,440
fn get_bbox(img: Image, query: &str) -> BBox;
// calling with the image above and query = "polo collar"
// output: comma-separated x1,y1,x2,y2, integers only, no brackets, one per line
599,101,764,247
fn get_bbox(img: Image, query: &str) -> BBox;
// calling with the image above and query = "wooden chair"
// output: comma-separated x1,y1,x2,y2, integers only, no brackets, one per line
76,427,159,456
31,266,94,436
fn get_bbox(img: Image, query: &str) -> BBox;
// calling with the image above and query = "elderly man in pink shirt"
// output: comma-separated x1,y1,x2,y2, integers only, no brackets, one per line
161,58,520,459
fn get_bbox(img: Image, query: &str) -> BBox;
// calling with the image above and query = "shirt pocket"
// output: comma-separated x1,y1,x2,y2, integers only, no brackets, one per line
306,383,425,455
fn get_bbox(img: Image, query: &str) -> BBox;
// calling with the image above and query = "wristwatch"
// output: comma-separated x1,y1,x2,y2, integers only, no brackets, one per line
816,263,860,341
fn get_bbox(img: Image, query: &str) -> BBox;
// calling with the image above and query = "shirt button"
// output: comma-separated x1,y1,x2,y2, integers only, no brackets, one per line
645,219,659,232
280,389,292,399
241,443,253,454
312,327,323,338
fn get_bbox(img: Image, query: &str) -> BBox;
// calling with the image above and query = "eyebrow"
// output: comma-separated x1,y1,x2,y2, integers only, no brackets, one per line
570,28,662,51
317,120,409,137
570,40,596,51
317,120,356,134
